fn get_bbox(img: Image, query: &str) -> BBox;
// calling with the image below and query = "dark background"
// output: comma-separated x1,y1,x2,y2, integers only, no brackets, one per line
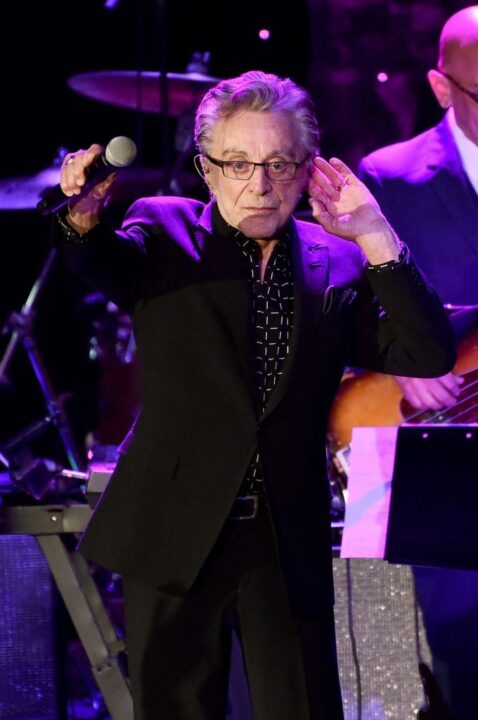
1,0,310,176
0,0,471,467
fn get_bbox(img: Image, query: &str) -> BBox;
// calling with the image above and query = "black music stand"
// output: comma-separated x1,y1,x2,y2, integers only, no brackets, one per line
385,424,478,569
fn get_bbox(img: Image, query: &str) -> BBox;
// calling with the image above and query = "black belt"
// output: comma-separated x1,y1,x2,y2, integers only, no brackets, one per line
228,494,266,520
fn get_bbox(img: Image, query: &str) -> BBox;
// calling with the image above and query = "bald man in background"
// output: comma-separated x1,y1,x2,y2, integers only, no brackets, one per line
359,7,478,719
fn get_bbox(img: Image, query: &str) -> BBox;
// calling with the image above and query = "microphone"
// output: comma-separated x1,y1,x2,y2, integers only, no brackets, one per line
36,136,137,216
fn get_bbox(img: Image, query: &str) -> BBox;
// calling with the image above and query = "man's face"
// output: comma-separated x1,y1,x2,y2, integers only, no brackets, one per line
446,41,478,145
204,110,308,239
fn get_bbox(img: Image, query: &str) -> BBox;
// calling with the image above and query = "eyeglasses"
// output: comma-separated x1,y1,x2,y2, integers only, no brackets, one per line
437,70,478,105
203,154,305,181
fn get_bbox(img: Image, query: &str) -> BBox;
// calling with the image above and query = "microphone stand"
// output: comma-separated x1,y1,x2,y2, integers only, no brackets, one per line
0,247,85,473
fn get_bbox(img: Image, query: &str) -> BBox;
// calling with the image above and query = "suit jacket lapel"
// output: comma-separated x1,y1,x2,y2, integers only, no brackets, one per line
261,219,330,421
193,203,258,410
427,118,478,253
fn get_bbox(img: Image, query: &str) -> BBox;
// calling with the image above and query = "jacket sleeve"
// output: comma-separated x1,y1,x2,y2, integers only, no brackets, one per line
52,199,167,311
347,247,456,378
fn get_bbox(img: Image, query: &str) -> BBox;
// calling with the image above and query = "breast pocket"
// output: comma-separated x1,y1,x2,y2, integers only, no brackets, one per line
322,285,358,316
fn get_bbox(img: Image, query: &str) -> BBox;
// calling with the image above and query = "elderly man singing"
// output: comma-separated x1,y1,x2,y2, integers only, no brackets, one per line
54,70,454,720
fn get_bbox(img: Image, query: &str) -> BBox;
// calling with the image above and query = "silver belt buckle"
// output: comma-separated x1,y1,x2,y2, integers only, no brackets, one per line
234,495,259,520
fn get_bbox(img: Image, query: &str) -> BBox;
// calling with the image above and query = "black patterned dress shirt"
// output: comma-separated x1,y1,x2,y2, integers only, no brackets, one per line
213,205,294,495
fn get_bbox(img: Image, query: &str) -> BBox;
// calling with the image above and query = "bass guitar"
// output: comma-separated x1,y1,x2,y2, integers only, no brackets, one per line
328,310,478,472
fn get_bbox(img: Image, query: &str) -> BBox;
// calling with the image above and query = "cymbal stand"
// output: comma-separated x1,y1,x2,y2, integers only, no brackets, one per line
0,248,84,472
156,0,173,194
170,52,212,195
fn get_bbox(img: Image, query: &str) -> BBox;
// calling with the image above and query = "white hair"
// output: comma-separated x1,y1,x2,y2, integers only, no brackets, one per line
194,70,320,157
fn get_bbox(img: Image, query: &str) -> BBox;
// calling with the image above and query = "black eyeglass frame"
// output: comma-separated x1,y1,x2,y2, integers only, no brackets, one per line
437,69,478,105
202,154,306,181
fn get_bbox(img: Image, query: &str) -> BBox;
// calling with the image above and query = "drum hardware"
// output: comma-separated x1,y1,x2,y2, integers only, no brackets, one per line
170,52,213,195
80,294,140,447
0,163,198,211
0,248,86,486
67,51,219,197
1,415,57,499
66,67,219,117
0,160,64,211
327,450,346,546
327,443,347,523
0,429,89,501
82,292,136,365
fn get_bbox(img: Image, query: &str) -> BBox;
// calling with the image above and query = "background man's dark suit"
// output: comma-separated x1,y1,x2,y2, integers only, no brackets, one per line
359,115,478,306
359,114,478,719
57,195,453,617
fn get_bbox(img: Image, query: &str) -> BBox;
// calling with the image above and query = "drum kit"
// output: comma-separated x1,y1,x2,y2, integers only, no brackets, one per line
67,68,220,116
0,59,220,497
0,60,220,211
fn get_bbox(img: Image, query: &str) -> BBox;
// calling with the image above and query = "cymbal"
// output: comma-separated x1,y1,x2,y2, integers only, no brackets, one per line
0,166,198,210
67,70,221,116
0,167,60,210
444,304,478,313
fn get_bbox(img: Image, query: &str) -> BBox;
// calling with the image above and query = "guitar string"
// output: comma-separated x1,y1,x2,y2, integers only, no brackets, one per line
404,382,478,423
440,390,478,422
408,387,478,423
404,372,478,424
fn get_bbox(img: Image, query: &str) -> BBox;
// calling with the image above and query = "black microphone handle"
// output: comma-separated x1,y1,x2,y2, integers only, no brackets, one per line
36,156,114,216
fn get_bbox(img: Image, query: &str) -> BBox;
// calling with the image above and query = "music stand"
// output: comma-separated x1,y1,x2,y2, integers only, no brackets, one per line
385,424,478,569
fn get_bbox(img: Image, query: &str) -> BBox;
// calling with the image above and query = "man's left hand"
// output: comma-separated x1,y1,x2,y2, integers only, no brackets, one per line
308,156,400,264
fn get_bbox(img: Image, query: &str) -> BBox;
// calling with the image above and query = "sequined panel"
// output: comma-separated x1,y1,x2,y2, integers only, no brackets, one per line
0,535,59,720
333,559,432,720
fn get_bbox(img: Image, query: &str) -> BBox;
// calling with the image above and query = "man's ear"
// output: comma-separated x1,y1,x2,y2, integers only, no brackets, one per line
193,154,215,197
428,69,452,109
193,154,212,183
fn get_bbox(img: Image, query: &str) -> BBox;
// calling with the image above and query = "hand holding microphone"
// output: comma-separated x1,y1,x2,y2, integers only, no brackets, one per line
37,136,137,232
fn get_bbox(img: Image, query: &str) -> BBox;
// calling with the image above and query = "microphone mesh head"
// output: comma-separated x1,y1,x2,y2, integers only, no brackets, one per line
105,136,138,167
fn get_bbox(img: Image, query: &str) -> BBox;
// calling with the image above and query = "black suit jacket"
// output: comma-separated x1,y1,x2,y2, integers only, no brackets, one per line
57,197,454,615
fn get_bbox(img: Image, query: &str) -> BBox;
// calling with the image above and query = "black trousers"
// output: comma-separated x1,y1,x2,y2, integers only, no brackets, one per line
123,508,344,720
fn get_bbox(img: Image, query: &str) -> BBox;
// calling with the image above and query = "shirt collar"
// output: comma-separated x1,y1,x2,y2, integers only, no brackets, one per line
447,108,478,194
211,203,292,249
212,202,244,240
